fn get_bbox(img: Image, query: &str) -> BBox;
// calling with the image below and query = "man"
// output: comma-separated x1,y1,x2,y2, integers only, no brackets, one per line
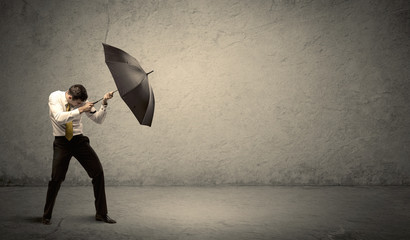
42,84,116,225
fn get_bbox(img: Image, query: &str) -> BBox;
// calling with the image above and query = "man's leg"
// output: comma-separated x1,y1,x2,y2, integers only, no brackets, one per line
72,135,109,218
43,137,72,224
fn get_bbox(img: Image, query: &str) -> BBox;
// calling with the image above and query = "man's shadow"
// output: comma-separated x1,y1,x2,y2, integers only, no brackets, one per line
21,215,96,224
23,216,43,223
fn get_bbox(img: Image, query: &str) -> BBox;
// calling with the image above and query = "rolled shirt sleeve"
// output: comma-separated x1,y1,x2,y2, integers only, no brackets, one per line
86,104,107,124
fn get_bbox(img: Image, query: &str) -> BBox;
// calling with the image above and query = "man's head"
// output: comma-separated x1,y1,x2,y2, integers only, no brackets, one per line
67,84,88,107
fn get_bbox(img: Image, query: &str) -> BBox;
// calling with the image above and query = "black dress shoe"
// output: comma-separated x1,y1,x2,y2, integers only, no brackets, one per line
42,218,51,225
95,214,116,224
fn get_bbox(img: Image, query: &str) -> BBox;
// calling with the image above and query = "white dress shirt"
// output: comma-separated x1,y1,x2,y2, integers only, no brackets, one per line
49,90,107,136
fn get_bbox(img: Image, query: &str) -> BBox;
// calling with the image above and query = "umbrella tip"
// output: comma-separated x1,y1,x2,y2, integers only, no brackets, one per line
147,70,154,75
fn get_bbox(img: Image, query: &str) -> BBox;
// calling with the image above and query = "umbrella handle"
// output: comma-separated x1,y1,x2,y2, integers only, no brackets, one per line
92,90,119,104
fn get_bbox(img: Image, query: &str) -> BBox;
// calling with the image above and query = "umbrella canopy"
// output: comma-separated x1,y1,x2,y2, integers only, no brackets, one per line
102,43,155,126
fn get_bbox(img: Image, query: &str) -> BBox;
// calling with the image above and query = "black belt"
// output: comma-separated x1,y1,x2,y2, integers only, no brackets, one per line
55,134,83,139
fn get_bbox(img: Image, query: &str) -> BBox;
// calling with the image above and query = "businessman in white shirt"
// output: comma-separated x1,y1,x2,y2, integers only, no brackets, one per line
43,84,116,225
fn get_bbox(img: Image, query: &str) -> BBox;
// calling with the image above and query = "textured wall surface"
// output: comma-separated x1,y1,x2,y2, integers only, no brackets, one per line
0,0,409,186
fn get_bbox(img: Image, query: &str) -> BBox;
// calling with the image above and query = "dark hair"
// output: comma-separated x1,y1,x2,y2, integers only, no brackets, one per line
68,84,88,101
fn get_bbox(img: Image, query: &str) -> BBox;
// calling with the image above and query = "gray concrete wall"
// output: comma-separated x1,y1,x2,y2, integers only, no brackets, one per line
1,0,409,186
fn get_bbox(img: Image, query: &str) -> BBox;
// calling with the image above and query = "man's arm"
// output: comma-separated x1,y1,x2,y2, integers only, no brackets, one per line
86,104,108,124
49,93,80,124
86,91,114,124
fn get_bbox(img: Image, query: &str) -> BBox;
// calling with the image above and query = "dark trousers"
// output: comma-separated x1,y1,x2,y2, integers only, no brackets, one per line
43,135,107,219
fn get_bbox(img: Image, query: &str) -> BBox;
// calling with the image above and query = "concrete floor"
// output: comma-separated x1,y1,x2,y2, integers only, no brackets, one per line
0,186,409,240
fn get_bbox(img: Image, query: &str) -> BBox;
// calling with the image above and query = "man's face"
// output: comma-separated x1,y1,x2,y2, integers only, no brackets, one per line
68,96,84,107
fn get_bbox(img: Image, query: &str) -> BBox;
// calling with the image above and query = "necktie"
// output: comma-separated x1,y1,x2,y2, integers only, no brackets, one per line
65,104,73,141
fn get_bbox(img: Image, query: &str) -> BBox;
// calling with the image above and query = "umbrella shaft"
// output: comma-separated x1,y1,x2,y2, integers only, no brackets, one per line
93,90,118,104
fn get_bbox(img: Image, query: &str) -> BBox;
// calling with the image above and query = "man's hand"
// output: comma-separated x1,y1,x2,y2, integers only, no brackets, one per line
102,91,115,105
78,102,94,113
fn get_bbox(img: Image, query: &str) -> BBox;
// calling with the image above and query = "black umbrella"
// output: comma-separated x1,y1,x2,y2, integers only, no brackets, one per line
102,43,155,126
